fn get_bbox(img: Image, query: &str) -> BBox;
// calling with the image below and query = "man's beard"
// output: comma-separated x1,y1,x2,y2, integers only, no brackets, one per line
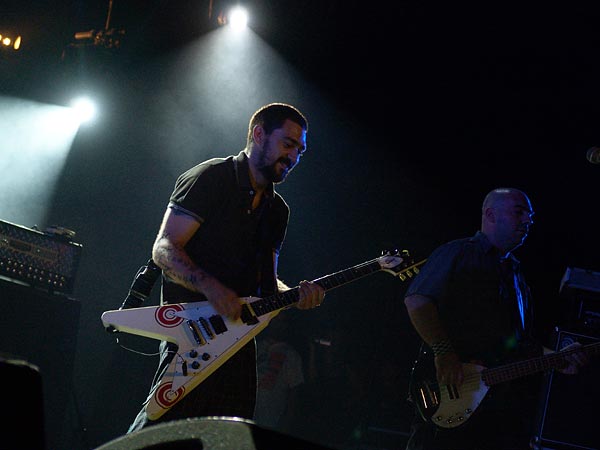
260,165,283,183
258,140,293,184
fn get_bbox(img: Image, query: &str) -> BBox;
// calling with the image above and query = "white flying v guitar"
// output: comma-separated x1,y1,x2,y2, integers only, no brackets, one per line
101,249,425,420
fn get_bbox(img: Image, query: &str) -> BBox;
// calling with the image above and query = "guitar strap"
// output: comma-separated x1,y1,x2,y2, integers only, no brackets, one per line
119,259,162,310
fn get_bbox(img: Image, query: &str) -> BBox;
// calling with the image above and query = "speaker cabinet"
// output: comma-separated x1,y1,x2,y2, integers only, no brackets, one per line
95,417,335,450
532,329,600,450
0,357,45,450
0,278,80,450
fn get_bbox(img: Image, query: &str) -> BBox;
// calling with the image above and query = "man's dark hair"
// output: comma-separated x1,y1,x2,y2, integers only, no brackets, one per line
247,103,308,144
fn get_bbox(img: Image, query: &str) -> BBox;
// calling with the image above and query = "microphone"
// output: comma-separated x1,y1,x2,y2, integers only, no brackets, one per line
586,146,600,164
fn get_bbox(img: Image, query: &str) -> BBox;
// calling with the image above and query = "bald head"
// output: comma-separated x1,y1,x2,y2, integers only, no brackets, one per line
481,188,534,255
482,188,528,213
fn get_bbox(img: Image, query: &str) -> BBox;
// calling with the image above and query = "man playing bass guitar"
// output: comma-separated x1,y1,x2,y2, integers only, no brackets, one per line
403,187,588,450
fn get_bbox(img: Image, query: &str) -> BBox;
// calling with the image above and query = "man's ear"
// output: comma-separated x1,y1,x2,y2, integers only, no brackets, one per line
252,125,265,145
484,207,496,223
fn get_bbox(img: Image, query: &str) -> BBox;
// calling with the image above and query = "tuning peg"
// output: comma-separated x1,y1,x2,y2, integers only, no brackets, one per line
401,250,416,264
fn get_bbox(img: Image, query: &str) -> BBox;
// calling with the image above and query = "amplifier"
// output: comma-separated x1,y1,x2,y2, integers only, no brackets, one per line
531,329,600,450
560,267,600,297
559,267,600,333
0,219,83,296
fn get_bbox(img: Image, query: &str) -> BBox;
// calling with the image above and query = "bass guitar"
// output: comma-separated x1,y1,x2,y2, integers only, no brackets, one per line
102,249,425,420
410,342,599,429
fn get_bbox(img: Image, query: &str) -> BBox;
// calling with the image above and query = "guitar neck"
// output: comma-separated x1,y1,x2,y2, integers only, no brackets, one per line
249,259,383,317
483,341,600,386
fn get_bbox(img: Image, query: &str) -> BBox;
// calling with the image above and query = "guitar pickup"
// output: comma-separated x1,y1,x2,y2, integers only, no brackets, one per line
198,317,215,340
209,315,227,334
240,303,259,325
187,320,207,345
447,384,460,399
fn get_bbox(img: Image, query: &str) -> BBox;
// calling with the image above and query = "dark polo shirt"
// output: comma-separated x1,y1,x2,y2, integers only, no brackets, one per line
162,150,289,303
405,231,535,365
135,151,290,425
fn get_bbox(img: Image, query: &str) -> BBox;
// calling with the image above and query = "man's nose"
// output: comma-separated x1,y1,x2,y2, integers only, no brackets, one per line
288,148,301,162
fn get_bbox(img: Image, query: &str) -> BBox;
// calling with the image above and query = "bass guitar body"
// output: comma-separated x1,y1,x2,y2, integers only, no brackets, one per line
409,341,599,429
409,356,489,428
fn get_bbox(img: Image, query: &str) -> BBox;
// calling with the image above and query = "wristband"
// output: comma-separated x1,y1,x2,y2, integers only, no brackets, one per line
430,340,454,356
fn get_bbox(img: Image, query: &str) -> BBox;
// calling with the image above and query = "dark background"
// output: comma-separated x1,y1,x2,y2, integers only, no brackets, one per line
1,1,598,449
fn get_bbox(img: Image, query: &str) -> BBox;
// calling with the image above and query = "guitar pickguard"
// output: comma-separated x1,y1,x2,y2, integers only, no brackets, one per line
412,363,488,428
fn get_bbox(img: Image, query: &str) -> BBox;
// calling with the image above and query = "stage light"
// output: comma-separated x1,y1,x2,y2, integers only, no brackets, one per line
70,97,97,124
0,96,79,226
228,7,249,31
216,5,249,31
67,0,124,51
68,28,125,52
0,32,21,50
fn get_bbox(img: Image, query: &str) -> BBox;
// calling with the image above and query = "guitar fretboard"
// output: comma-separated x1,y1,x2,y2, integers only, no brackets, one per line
482,341,600,386
249,259,384,317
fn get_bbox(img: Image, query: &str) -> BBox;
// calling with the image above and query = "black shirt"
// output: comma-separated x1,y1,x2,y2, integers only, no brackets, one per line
163,151,289,303
405,231,536,366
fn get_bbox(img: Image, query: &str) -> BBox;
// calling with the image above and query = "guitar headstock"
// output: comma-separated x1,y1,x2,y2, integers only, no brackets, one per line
377,248,426,281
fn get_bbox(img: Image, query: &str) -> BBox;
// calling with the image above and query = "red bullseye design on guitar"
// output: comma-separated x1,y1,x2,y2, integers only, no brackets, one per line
155,304,185,328
155,382,185,409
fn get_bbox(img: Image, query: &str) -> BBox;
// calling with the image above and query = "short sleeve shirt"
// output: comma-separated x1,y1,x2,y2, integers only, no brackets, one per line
405,231,534,365
163,151,289,302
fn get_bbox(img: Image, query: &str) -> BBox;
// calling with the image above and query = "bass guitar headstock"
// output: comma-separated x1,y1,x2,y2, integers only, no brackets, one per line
377,248,426,281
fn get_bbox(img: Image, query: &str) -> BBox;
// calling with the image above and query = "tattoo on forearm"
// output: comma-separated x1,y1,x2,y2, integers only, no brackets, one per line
154,238,209,293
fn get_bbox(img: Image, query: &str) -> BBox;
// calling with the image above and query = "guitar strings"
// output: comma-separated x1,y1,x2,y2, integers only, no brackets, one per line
422,343,596,392
423,373,484,392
